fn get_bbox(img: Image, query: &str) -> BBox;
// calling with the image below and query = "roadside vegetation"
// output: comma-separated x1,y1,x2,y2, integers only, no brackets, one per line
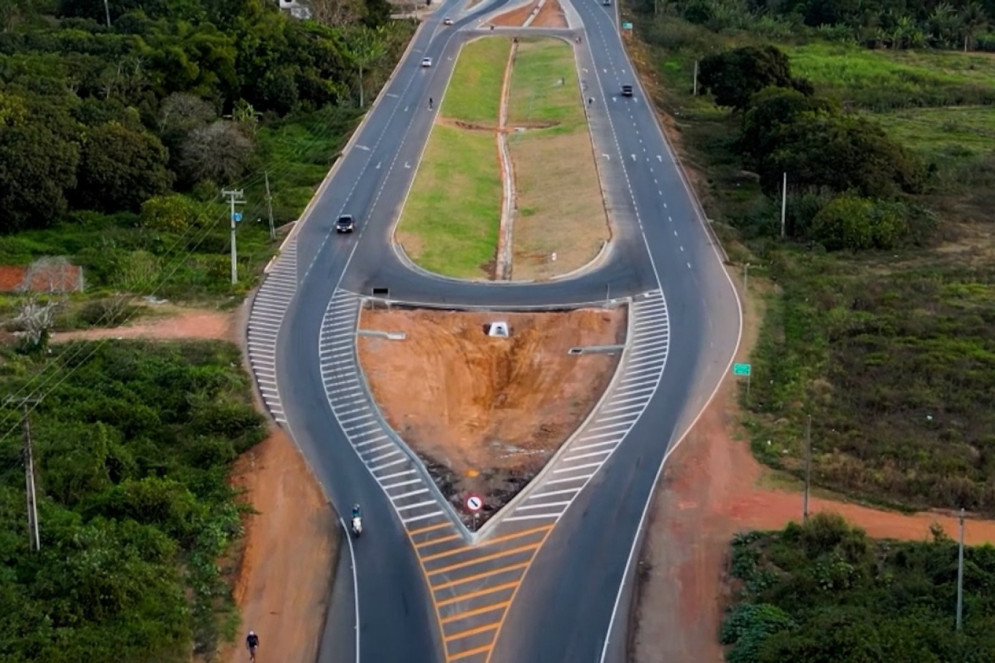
0,0,414,661
722,513,995,661
506,38,608,279
626,0,995,514
0,340,265,661
0,0,412,309
396,38,509,278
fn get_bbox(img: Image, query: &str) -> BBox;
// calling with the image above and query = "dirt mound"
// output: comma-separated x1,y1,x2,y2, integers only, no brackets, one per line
357,307,626,517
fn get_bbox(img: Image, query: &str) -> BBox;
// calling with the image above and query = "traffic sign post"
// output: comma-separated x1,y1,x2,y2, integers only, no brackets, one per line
466,493,483,531
732,363,752,401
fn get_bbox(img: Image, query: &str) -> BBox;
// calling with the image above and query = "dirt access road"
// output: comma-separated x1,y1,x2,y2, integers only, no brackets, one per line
631,275,995,663
55,308,339,663
357,306,624,524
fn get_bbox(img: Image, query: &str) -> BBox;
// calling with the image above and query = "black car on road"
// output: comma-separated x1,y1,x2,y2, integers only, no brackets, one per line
336,214,355,233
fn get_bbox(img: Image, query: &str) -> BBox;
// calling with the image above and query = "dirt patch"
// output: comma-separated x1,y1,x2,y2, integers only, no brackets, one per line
509,130,609,280
530,0,567,28
489,1,537,26
631,272,995,662
356,307,626,524
218,429,339,663
436,117,498,132
51,308,235,343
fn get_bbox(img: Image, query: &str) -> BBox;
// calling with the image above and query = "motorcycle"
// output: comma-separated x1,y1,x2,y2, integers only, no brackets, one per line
351,515,363,537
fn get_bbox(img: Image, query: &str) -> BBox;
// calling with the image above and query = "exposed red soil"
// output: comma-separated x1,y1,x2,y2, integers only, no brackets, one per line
489,1,536,26
530,0,567,28
356,307,625,518
218,429,339,663
632,274,995,662
52,309,235,343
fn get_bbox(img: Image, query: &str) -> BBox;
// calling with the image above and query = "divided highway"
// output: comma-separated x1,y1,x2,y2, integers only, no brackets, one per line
247,0,741,659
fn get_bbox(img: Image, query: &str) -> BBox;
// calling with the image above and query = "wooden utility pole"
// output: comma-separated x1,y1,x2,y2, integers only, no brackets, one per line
264,171,276,241
956,507,965,630
6,397,41,551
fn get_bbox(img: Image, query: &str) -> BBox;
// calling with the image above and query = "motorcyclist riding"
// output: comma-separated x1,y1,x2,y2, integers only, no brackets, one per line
351,504,363,536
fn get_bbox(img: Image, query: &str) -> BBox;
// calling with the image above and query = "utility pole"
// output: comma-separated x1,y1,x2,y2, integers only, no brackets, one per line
222,188,245,285
6,397,41,551
780,171,787,238
692,60,699,96
743,263,749,292
264,172,276,241
803,414,812,521
956,507,965,630
103,0,111,26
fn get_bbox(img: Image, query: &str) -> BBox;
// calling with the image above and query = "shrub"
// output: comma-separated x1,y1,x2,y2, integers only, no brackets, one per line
810,194,909,250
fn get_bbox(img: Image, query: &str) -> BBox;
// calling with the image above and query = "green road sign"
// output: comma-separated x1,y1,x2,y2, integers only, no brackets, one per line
732,363,751,376
622,21,633,29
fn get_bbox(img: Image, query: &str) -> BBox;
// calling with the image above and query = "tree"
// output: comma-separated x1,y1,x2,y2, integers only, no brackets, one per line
810,194,908,250
757,112,923,199
73,122,174,213
740,86,835,165
179,120,254,184
961,2,989,50
140,194,205,232
698,45,798,110
308,0,364,26
0,112,80,232
346,26,388,108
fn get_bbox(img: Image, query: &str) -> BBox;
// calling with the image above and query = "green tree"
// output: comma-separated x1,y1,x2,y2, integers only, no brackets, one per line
347,25,388,108
140,193,205,232
810,194,908,250
73,122,174,213
757,112,923,198
699,45,797,110
0,112,80,232
740,86,835,165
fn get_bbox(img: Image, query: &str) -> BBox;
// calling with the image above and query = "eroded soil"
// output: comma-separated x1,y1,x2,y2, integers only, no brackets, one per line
356,307,625,522
489,0,566,27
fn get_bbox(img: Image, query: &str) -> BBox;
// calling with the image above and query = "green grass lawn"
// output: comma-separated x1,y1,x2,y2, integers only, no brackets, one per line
507,38,585,132
442,37,512,124
871,105,995,161
785,43,995,110
396,124,501,278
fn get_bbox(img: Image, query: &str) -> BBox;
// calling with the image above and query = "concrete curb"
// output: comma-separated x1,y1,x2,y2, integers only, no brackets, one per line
471,293,637,541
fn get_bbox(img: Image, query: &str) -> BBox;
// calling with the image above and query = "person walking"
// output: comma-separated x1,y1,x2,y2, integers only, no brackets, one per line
246,630,260,662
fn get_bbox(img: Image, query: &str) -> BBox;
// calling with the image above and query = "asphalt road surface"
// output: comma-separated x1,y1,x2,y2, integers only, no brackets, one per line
258,0,741,660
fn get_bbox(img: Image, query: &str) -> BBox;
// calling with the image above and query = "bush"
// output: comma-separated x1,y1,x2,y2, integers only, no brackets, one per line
721,602,796,662
810,194,909,250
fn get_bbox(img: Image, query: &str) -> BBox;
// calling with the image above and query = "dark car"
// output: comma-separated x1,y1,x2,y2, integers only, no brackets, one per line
621,84,633,97
336,214,355,233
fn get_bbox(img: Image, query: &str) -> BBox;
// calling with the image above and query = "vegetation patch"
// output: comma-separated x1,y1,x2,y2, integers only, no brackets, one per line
627,5,995,514
0,1,411,305
0,340,265,661
507,38,608,279
396,125,502,278
442,37,512,124
722,514,995,661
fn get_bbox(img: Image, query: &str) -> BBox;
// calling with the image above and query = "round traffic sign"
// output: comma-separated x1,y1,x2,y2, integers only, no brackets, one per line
466,494,483,512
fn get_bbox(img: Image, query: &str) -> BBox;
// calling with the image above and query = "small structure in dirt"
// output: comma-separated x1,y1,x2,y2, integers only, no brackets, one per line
486,321,510,337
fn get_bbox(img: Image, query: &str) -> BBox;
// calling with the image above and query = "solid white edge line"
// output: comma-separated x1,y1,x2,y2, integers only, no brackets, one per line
339,516,360,663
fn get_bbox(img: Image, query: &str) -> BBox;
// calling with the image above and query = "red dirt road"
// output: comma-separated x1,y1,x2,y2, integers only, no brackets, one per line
632,276,995,662
52,309,235,343
220,429,339,663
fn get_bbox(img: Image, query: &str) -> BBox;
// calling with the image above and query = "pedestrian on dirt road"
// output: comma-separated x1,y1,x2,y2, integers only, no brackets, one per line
246,630,260,661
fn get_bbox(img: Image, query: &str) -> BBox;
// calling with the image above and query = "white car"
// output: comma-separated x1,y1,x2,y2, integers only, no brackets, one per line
421,57,433,67
443,17,453,25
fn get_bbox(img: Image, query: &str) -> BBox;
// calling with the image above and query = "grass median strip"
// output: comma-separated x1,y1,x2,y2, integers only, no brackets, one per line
506,38,609,280
397,38,510,279
396,125,502,278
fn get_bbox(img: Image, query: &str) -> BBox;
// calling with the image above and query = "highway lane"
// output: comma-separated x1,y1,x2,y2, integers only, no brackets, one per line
264,0,739,660
487,0,741,661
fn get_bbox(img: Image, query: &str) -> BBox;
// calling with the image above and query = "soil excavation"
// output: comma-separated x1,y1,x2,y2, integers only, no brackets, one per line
357,307,626,521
